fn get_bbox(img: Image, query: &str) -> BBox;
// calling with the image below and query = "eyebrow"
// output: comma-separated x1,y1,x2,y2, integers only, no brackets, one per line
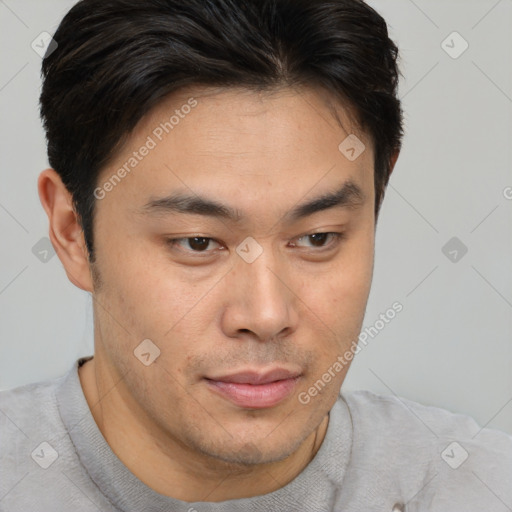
137,180,365,223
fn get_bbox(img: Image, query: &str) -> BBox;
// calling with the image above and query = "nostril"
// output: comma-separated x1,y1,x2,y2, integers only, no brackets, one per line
392,504,405,512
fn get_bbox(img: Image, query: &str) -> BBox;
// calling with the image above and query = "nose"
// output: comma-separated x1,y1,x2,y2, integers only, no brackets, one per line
220,246,299,342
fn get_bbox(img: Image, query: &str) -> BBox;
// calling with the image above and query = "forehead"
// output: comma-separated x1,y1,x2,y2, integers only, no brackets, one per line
114,83,371,157
95,85,375,216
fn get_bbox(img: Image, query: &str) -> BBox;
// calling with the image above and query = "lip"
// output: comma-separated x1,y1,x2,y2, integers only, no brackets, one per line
205,368,302,409
207,368,302,385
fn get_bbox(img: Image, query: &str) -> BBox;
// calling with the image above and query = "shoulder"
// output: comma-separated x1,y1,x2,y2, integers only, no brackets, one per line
342,388,512,446
0,372,69,496
0,373,66,435
339,389,512,509
0,361,117,511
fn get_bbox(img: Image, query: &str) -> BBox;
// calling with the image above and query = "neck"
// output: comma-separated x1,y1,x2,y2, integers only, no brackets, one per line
78,356,329,502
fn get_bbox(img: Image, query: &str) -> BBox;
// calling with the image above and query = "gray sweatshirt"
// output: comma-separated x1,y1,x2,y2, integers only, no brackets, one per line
1,357,511,511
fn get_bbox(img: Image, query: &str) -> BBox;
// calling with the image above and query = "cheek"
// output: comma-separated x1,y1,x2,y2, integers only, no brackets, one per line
336,257,373,311
306,235,374,347
324,231,374,302
98,233,191,315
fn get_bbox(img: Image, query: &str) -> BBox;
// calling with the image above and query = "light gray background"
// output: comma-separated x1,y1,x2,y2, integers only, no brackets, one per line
1,0,511,434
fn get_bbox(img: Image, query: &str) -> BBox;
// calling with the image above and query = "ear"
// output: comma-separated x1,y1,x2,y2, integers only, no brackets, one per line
37,168,94,292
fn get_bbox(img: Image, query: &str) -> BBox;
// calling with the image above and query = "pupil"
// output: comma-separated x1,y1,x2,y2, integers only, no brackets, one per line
310,233,327,246
189,237,209,251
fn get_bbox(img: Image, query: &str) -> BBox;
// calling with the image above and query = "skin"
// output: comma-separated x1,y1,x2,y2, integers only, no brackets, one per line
38,85,398,502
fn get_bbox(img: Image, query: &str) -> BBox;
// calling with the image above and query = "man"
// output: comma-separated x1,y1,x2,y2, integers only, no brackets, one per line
1,0,511,510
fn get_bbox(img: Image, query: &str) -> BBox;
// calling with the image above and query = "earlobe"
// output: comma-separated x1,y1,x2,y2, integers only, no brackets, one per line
37,168,94,292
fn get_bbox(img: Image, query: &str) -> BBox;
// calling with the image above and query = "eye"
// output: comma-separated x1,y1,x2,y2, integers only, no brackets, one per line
292,232,344,249
166,236,223,253
165,232,344,257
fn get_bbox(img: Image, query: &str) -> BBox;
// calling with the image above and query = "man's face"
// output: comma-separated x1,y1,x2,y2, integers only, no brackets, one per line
90,86,375,466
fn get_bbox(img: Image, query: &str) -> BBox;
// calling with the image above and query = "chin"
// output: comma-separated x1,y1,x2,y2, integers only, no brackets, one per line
196,432,304,468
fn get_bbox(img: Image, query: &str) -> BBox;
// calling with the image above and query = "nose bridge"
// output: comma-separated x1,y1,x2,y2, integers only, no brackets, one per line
230,240,296,339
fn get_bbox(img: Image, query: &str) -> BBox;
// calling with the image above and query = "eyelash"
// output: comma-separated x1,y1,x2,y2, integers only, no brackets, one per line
165,232,345,256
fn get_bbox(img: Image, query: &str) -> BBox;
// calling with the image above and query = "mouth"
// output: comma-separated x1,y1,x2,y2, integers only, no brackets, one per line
204,368,302,409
